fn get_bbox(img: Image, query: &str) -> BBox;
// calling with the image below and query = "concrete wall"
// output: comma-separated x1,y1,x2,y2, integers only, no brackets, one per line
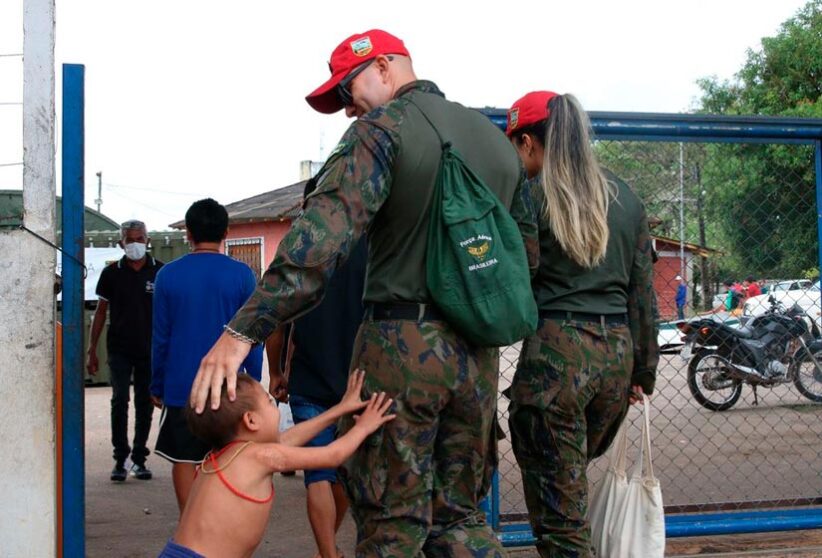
0,0,57,555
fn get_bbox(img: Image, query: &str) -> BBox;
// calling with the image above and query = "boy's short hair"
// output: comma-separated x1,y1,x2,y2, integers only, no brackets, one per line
185,374,260,449
185,198,229,244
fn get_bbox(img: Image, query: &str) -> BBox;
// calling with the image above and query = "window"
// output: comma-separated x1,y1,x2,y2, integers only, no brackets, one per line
225,237,263,280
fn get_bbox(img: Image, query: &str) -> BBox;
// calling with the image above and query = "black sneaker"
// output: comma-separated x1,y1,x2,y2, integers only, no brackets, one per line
110,464,127,482
130,463,153,480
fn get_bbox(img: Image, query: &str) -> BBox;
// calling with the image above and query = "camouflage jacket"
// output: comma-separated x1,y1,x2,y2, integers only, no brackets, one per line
228,81,538,344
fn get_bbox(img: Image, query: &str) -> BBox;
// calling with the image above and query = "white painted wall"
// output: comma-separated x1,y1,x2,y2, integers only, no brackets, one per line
0,0,56,555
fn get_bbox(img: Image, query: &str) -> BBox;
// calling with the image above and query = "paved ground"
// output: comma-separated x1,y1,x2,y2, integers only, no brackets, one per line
495,345,822,516
84,345,822,557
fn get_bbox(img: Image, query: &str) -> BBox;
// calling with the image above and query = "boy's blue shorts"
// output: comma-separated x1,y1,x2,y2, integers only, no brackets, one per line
157,540,204,558
289,394,339,487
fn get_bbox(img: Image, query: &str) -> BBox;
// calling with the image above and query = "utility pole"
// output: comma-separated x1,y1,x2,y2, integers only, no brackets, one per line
94,170,102,213
695,163,711,310
679,143,686,281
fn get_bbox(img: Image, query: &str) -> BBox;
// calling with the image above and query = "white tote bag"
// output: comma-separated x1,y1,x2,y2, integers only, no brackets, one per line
589,395,665,558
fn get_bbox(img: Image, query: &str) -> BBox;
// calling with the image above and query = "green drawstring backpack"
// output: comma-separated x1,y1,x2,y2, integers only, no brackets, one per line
410,100,538,347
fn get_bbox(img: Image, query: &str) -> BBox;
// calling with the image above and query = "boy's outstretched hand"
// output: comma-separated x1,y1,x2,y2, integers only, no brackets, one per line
338,369,370,414
352,392,396,435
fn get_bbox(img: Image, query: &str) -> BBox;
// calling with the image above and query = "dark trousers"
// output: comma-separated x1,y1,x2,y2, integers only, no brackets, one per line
108,351,153,466
677,304,685,320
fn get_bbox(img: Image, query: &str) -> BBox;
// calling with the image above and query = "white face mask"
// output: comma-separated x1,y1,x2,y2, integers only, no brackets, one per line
124,242,147,261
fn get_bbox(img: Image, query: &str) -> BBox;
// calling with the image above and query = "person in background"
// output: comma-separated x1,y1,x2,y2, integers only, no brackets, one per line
505,90,659,557
675,275,687,320
87,219,162,482
744,275,762,298
151,198,263,513
265,179,368,558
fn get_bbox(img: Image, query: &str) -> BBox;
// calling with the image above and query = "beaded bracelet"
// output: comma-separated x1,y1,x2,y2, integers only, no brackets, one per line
223,324,258,345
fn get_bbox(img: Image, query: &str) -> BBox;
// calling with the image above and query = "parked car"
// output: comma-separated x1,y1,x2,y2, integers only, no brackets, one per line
770,279,813,292
743,282,821,328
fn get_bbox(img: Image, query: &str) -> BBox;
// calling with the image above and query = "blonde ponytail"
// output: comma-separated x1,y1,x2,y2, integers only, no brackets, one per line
540,94,613,268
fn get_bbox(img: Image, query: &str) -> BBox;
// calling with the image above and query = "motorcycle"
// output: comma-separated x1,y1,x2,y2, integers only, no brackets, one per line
678,296,822,411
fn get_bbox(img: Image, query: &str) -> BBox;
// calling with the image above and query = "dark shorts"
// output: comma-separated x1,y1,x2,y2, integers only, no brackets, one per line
157,539,204,558
155,406,211,464
289,394,338,487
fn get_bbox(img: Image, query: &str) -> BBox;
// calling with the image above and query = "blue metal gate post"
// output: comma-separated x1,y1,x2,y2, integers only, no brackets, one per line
61,63,85,558
817,141,822,302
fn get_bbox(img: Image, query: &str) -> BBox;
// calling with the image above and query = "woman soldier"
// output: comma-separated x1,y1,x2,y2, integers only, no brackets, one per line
504,91,659,557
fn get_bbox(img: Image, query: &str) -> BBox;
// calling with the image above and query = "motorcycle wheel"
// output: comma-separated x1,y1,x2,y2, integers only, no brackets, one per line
793,349,822,402
687,350,743,411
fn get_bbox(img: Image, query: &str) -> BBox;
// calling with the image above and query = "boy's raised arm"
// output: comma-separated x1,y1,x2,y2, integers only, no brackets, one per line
258,392,395,473
279,369,369,447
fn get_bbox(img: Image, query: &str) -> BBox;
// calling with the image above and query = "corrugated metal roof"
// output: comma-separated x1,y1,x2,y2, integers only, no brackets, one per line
169,180,308,229
0,189,120,231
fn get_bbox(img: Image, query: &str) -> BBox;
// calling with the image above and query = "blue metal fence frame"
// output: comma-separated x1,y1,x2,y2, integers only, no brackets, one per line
479,109,822,543
61,63,86,558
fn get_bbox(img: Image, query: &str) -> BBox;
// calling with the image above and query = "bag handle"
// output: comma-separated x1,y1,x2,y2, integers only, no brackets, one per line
631,394,656,481
610,417,629,475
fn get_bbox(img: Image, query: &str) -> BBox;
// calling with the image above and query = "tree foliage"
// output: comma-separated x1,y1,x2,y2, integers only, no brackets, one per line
696,0,821,279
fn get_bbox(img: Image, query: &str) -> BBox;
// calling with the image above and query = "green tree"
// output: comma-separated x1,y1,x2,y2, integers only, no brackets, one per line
696,0,821,279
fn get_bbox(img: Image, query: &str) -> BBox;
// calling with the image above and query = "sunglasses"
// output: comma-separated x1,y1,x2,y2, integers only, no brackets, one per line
336,56,394,107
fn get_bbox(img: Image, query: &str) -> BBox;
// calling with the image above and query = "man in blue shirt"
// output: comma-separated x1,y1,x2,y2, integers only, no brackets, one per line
675,275,687,320
151,198,263,513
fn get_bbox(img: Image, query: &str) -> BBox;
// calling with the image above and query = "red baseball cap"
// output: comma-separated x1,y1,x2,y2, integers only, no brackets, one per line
305,29,411,114
506,91,559,137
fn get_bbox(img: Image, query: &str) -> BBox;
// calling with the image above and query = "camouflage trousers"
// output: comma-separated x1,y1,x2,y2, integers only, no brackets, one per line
339,318,507,558
507,319,633,558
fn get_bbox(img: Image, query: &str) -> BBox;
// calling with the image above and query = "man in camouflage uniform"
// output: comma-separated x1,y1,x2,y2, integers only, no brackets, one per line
191,30,537,556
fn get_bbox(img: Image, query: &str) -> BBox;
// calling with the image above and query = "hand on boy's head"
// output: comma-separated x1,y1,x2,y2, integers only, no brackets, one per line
190,331,251,413
352,391,396,434
338,369,369,413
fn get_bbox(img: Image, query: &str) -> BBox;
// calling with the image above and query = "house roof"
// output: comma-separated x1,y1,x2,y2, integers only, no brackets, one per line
0,189,120,231
169,180,308,229
653,235,720,258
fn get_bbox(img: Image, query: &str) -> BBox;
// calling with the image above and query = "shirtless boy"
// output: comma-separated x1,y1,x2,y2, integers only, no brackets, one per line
157,370,394,558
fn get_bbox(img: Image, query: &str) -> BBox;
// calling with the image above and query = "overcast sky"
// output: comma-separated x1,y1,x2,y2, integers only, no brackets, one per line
0,0,810,231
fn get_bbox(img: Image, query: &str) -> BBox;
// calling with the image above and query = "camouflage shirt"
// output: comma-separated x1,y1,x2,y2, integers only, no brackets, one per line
228,81,538,344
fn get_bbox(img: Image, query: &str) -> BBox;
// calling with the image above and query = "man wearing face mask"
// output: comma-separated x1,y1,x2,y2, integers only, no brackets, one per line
87,219,163,482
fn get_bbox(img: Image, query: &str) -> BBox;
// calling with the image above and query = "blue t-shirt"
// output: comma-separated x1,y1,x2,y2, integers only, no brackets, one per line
151,252,263,406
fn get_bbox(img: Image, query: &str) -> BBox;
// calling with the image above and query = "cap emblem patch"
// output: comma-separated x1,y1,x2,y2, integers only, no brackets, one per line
351,37,373,57
508,107,519,130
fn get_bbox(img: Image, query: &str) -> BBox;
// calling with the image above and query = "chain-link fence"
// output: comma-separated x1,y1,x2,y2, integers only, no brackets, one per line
480,111,822,540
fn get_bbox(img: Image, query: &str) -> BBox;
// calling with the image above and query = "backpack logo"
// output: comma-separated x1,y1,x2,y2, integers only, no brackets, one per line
461,235,492,261
508,107,519,130
350,37,373,57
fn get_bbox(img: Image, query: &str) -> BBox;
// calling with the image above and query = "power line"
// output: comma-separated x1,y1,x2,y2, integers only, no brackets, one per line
0,162,23,168
0,102,22,106
104,188,181,219
103,181,201,197
0,53,23,58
